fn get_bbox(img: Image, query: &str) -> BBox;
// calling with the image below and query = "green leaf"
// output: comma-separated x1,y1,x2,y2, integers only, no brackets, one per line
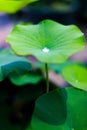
33,88,67,125
9,70,43,86
66,87,87,130
0,48,32,81
0,0,37,14
7,19,85,63
26,115,70,130
26,87,69,130
27,88,87,130
62,64,87,91
26,87,87,130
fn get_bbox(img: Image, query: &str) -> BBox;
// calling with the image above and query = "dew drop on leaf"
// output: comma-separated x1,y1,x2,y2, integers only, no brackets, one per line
42,47,49,53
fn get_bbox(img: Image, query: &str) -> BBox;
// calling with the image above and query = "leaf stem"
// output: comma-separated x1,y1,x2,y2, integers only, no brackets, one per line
45,63,49,93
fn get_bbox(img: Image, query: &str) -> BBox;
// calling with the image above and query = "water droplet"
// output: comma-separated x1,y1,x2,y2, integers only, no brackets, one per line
42,47,49,53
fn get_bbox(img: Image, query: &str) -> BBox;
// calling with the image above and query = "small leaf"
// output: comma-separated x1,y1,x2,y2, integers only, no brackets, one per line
0,0,37,13
0,48,32,81
9,70,43,86
62,64,87,91
7,19,85,63
34,88,67,125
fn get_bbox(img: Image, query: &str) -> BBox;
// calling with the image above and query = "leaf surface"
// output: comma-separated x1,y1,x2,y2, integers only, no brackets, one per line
9,70,43,86
33,88,67,125
62,64,87,91
7,20,85,63
66,87,87,130
0,48,32,81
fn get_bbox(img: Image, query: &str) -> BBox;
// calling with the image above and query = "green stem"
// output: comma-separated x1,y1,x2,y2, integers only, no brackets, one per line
45,63,49,93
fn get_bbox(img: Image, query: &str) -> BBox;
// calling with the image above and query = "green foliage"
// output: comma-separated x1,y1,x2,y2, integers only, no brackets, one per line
0,48,32,82
0,0,37,13
0,48,43,86
66,87,87,130
0,79,46,130
0,19,86,130
26,88,70,130
34,88,67,125
26,87,87,130
9,70,43,86
62,64,87,91
27,115,70,130
7,19,85,63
